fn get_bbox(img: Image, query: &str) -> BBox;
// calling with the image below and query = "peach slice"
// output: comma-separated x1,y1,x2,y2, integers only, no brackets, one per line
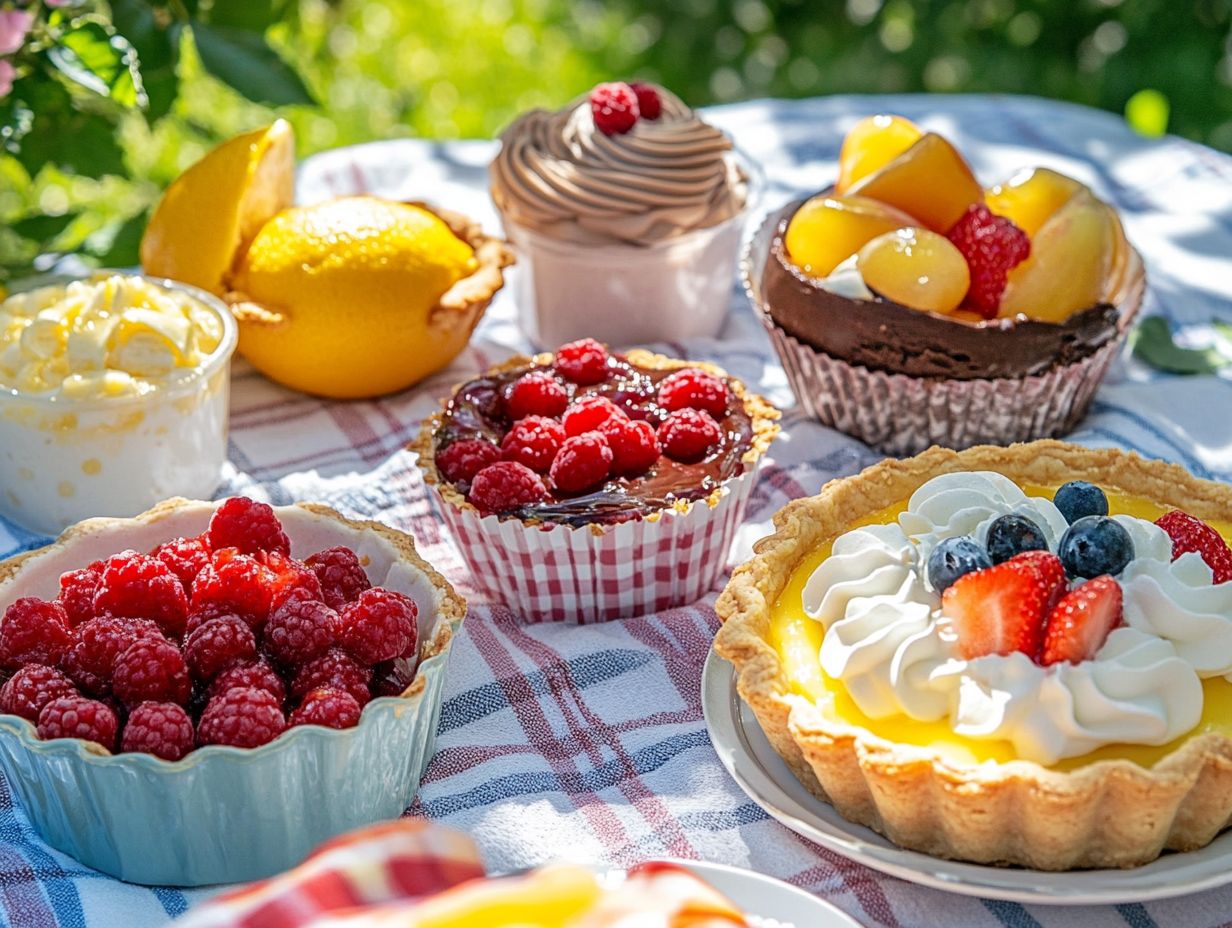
847,133,984,233
998,192,1116,322
857,227,970,313
834,114,923,194
783,194,919,278
985,167,1087,238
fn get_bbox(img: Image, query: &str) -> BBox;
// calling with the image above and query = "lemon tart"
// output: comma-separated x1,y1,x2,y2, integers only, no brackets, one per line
715,440,1232,869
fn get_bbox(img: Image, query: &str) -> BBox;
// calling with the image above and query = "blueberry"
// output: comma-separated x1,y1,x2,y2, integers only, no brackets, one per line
1054,481,1109,524
927,536,992,593
985,514,1049,564
1058,515,1135,578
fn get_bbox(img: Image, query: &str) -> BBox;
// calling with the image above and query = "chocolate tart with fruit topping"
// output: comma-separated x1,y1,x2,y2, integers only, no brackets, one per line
744,116,1145,456
414,341,778,622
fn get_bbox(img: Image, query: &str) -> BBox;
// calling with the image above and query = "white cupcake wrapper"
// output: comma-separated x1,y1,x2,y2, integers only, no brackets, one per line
434,469,759,623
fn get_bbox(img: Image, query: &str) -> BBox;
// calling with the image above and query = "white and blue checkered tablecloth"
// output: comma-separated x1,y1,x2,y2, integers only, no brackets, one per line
1,94,1230,928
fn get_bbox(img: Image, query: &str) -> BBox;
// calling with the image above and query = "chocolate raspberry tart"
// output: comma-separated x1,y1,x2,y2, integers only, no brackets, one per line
414,339,779,622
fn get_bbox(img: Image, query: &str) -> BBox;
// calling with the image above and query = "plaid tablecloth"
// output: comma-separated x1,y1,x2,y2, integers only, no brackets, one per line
1,94,1231,928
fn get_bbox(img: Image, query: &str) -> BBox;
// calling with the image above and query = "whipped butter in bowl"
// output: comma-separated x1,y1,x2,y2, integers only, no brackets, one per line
490,81,757,346
0,273,237,535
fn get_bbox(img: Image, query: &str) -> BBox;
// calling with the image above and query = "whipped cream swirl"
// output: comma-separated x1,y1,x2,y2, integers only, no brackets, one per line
799,472,1220,764
490,85,748,246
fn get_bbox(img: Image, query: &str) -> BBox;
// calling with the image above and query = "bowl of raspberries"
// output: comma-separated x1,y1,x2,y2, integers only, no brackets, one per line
0,496,465,886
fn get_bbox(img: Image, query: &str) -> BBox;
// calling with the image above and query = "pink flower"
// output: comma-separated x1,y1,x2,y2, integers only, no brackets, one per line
0,60,14,99
44,0,74,7
0,10,31,56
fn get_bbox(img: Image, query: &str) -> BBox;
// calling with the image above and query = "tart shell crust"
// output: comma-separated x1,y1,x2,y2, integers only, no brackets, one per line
714,440,1232,870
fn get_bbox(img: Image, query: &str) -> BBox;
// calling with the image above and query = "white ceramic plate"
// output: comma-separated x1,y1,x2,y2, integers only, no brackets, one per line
600,859,863,928
702,647,1232,905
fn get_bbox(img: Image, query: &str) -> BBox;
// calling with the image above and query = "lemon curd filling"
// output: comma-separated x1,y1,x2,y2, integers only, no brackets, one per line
769,487,1232,770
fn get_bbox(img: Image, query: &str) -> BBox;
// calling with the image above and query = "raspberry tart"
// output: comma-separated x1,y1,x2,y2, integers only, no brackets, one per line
414,339,778,622
744,115,1145,455
716,440,1232,869
0,496,465,885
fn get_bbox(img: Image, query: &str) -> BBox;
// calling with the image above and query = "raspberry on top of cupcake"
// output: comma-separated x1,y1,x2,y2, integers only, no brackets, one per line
419,339,779,525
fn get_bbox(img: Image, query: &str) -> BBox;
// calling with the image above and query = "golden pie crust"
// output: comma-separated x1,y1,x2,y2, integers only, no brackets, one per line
715,440,1232,870
412,348,780,531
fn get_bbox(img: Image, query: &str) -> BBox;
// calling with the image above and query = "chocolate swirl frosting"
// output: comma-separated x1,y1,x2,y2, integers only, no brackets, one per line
489,85,748,246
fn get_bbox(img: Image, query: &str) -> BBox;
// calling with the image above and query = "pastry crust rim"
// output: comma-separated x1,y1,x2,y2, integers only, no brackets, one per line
411,347,781,533
714,440,1232,870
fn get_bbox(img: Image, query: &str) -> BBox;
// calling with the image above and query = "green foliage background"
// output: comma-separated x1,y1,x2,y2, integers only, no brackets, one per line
4,0,1232,272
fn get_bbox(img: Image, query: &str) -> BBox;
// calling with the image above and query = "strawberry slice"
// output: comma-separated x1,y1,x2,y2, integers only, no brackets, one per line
942,552,1063,660
1040,575,1123,665
1155,510,1232,584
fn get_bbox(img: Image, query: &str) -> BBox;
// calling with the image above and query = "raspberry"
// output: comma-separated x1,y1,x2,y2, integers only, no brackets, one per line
656,368,730,417
183,615,258,683
290,649,371,707
58,563,103,627
629,81,662,120
0,598,71,671
151,536,212,592
1156,511,1232,584
190,550,275,632
0,665,78,722
209,660,286,704
946,204,1031,318
554,338,611,385
112,638,191,708
121,701,195,761
290,687,362,729
60,616,164,696
589,81,639,135
562,395,627,437
436,438,501,485
264,593,340,667
505,371,569,420
197,686,286,749
305,547,371,611
501,416,566,473
93,552,188,638
600,417,661,476
550,432,613,493
260,550,325,610
657,408,722,462
207,497,291,556
338,588,418,665
371,659,415,698
37,696,118,751
468,461,550,515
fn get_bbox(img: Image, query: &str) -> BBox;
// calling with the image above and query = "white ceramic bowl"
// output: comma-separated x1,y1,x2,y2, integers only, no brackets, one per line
0,274,238,536
0,498,466,886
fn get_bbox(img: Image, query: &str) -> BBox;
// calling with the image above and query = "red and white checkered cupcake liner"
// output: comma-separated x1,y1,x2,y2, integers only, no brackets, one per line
432,467,760,623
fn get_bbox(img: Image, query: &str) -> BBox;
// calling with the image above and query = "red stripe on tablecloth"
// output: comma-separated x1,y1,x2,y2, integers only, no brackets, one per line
0,847,57,928
496,616,699,865
420,743,546,783
788,842,903,928
621,608,717,711
463,616,633,851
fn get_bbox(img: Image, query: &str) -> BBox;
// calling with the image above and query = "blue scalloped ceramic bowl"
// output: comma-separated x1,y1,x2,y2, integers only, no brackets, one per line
0,499,466,886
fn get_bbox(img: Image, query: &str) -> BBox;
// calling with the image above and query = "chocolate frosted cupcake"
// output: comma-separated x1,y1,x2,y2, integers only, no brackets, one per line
746,116,1144,456
490,81,755,346
414,339,778,623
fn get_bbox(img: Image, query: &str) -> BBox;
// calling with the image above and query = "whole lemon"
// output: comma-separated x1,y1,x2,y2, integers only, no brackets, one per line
230,196,487,399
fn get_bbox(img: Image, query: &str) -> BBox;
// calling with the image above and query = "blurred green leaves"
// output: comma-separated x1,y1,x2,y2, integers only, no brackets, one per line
193,24,313,105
